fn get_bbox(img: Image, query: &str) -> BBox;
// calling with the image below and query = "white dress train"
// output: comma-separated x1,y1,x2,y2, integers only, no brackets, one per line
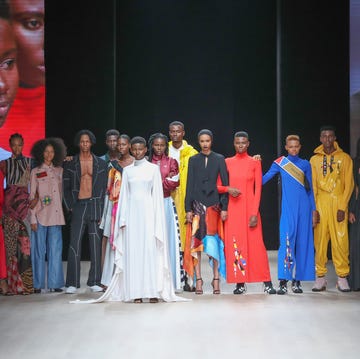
72,158,187,303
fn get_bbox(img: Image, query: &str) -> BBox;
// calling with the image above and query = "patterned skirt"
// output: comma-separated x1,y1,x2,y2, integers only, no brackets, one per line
3,215,33,294
183,200,226,278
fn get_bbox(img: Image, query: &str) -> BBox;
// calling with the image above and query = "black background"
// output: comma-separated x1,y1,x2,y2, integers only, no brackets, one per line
45,0,349,253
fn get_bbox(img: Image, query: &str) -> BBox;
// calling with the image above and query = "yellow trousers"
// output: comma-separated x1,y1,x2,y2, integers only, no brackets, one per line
314,192,349,277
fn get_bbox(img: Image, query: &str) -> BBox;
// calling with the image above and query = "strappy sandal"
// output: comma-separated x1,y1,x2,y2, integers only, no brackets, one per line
149,297,159,303
134,298,143,303
211,278,220,294
195,278,203,295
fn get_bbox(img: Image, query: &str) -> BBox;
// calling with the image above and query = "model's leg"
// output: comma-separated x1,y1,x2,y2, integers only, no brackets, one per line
31,222,46,291
211,258,220,294
329,197,350,292
87,219,102,288
314,197,331,276
65,203,86,290
312,195,330,291
194,252,203,294
47,225,64,291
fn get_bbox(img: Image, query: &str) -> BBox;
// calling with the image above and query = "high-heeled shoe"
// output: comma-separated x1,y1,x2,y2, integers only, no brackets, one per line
211,278,220,294
195,278,203,295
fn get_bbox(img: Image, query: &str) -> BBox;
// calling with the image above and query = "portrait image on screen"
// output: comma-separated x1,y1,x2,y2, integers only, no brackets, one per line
0,0,45,158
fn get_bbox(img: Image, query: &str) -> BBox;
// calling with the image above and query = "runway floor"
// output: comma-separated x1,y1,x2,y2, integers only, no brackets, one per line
0,251,359,359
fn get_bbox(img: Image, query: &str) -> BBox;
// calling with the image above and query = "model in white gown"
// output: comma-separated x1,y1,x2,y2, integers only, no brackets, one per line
93,158,185,302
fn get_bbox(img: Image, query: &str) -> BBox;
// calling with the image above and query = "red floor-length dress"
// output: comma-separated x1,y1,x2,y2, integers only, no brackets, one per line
218,152,271,283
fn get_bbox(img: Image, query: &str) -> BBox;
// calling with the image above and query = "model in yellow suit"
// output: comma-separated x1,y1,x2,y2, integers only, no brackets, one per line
310,126,354,292
168,121,198,291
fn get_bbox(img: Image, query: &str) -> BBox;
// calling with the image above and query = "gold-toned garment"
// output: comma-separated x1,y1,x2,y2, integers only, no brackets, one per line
169,141,197,251
310,142,354,277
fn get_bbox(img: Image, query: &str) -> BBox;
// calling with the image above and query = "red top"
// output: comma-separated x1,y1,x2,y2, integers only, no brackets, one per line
0,86,45,157
151,154,179,198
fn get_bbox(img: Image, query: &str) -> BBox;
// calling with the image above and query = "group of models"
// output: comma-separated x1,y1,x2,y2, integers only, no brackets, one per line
0,123,358,303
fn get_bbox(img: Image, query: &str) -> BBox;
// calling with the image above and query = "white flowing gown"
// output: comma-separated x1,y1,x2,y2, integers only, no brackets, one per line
90,158,186,302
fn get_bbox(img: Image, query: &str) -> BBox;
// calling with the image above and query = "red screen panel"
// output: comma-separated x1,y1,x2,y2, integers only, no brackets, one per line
0,0,45,158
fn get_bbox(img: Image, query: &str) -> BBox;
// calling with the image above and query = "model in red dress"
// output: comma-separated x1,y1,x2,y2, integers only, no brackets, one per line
218,132,276,294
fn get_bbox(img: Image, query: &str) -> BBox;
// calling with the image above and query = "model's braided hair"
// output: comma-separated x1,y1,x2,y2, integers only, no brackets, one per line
148,133,168,161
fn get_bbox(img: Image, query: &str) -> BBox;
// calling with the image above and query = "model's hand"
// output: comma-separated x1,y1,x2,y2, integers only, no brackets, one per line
228,187,241,197
31,223,37,232
29,192,39,209
64,156,73,162
349,212,356,224
253,154,262,161
312,210,320,227
221,210,228,221
337,210,345,222
249,215,258,227
186,212,193,224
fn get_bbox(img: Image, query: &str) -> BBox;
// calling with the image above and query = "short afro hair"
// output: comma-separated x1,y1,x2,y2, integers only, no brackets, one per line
130,136,147,146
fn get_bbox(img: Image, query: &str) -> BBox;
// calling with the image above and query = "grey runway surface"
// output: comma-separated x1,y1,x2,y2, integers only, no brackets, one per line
1,251,359,359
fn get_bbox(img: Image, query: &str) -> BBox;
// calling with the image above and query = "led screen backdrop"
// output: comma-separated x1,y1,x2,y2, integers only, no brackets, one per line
0,0,45,158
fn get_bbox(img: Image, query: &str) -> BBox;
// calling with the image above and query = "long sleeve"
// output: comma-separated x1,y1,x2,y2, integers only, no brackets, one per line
262,162,279,185
29,168,38,224
153,166,167,244
116,169,129,229
218,156,229,210
185,156,195,212
251,160,262,215
304,161,316,211
162,158,179,193
217,173,228,194
310,156,318,202
339,154,354,211
62,160,73,212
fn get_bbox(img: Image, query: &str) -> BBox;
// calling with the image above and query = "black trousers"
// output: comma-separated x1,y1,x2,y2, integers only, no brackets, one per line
65,199,102,288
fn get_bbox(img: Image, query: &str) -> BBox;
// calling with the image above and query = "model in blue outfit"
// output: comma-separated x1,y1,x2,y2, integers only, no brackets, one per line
263,135,317,294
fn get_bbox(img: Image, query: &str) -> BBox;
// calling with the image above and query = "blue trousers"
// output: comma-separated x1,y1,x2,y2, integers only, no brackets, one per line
31,223,64,289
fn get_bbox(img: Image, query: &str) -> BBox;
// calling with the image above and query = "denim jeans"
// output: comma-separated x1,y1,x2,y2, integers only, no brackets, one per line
31,223,64,289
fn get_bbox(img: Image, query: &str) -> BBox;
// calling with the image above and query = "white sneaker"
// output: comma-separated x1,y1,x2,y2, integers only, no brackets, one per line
337,277,351,292
312,276,327,292
89,285,104,292
65,286,77,294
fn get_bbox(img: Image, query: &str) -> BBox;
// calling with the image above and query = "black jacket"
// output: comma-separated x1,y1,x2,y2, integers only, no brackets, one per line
185,151,228,212
63,154,107,220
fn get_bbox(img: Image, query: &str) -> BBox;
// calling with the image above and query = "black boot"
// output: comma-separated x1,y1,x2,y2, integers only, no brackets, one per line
277,280,288,295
